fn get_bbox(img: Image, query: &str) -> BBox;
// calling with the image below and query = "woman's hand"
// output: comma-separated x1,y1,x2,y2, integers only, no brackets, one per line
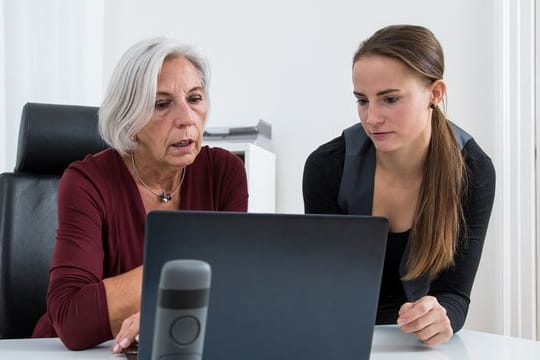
397,296,453,345
111,312,140,354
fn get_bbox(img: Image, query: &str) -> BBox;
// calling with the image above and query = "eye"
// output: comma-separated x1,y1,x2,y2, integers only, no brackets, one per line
383,96,399,104
355,97,368,106
155,100,172,110
188,94,204,104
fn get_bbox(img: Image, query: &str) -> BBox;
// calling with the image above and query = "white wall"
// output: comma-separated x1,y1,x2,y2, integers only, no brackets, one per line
2,0,104,171
103,0,497,212
1,0,526,338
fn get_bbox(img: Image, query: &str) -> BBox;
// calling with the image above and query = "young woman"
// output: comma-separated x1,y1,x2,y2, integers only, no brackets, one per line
303,25,495,345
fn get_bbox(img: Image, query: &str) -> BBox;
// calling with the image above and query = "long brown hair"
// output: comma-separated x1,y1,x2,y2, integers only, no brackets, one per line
353,25,467,280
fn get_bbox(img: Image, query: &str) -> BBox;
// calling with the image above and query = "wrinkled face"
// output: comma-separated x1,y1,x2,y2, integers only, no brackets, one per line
135,56,207,169
352,55,434,154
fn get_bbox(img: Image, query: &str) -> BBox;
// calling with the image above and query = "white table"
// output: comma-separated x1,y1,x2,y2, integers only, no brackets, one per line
0,326,538,359
0,337,115,359
372,325,540,359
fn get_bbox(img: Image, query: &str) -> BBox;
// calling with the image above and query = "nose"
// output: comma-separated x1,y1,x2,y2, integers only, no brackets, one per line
172,99,195,127
361,103,383,127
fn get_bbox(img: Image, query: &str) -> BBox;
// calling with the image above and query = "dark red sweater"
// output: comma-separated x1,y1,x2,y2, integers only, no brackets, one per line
32,147,248,349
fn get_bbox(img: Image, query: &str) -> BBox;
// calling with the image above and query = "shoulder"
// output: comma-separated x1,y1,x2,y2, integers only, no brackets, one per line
462,138,496,188
189,146,246,186
57,149,126,218
60,148,125,192
462,138,493,165
303,133,347,196
306,134,345,168
66,148,122,175
195,146,244,170
449,121,496,184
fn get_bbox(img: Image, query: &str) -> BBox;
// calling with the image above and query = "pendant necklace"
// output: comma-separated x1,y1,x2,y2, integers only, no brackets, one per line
131,153,186,203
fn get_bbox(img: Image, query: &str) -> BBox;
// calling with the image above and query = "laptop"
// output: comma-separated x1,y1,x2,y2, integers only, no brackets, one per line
136,211,388,359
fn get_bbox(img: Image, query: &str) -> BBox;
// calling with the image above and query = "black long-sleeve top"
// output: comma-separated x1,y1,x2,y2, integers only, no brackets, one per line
302,123,495,333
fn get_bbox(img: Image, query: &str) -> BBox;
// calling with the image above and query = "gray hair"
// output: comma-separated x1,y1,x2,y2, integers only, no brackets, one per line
98,37,209,154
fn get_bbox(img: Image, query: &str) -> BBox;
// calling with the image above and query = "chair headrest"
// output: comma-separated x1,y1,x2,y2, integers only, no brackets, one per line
14,103,108,174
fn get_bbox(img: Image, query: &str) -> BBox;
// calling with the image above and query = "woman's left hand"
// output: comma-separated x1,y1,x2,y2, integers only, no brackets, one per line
112,312,140,354
397,295,453,345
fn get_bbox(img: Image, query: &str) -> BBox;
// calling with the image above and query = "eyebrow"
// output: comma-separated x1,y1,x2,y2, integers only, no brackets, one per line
156,86,205,97
353,89,400,97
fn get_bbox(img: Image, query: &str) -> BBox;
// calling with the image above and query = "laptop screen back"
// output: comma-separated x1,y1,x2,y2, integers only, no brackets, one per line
138,211,388,360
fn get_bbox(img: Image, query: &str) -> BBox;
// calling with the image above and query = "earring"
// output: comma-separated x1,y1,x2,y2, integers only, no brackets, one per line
430,103,436,109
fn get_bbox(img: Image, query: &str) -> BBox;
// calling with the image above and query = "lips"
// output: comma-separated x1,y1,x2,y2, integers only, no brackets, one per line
369,131,393,140
172,139,194,147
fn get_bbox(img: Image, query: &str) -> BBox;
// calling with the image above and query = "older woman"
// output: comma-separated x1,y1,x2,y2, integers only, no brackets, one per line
32,38,248,351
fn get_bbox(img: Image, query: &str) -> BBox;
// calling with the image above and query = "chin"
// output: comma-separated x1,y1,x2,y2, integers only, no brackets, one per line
372,142,400,153
180,151,199,167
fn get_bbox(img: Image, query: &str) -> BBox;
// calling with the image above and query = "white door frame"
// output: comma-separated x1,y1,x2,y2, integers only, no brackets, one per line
0,0,6,172
494,0,536,340
536,0,540,341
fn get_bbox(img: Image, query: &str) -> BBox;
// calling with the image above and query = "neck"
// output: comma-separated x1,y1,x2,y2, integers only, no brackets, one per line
377,151,424,180
376,133,430,181
127,152,185,203
129,153,179,191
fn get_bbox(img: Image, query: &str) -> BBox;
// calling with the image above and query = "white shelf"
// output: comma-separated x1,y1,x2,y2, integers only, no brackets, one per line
203,140,276,213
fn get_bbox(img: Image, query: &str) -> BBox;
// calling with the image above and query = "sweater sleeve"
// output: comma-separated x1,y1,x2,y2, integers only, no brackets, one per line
303,136,346,214
46,166,112,350
428,139,496,333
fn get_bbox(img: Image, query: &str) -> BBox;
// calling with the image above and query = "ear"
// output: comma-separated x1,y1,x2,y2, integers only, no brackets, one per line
429,80,446,107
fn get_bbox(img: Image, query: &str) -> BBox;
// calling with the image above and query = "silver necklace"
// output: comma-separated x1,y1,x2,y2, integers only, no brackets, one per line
131,153,186,203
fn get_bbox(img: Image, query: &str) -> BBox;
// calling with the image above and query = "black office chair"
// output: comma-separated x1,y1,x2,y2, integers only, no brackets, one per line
0,102,107,339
